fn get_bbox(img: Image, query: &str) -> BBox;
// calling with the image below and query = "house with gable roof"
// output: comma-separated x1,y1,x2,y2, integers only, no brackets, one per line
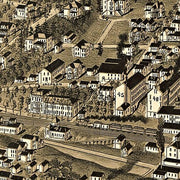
38,59,65,85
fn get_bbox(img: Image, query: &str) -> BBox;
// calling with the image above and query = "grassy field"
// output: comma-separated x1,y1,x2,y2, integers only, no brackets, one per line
66,140,160,165
103,21,130,45
77,19,109,44
0,134,19,148
35,145,142,179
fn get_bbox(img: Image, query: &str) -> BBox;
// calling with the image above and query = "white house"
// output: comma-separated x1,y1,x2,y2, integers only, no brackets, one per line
157,106,180,124
145,142,159,153
72,39,91,57
0,120,23,135
20,134,42,150
7,142,26,161
144,1,165,19
90,171,105,180
113,134,126,149
98,59,126,84
38,160,49,173
14,4,28,19
45,124,71,141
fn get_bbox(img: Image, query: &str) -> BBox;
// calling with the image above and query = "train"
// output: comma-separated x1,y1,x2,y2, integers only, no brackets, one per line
77,120,157,136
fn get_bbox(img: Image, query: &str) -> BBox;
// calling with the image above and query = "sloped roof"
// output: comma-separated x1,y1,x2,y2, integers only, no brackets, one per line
45,59,64,73
126,72,145,90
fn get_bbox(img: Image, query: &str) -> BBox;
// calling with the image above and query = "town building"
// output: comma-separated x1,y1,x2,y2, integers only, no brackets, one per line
129,27,146,43
59,1,83,19
20,134,43,150
90,171,105,180
97,58,128,84
114,72,148,116
14,4,28,19
113,134,126,149
29,93,80,118
153,135,180,179
45,124,71,141
7,142,26,161
62,31,76,43
0,118,23,135
146,73,180,118
144,142,159,153
0,51,12,69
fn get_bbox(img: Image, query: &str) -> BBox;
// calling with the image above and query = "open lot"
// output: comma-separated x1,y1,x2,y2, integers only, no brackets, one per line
77,19,109,44
36,145,143,180
103,21,130,45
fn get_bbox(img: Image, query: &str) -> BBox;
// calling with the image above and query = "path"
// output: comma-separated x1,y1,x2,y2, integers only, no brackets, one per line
45,140,156,177
96,18,129,44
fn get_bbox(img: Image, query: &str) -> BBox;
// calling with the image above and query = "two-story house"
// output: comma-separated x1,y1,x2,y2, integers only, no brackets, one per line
72,39,91,57
38,59,65,85
65,59,86,80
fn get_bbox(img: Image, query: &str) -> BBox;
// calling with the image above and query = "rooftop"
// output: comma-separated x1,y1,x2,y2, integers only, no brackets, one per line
126,72,145,90
45,59,64,73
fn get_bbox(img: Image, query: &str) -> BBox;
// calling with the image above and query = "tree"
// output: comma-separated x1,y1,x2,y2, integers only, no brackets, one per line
3,99,9,112
18,96,24,115
20,86,26,94
11,100,17,114
50,158,61,169
117,33,128,58
14,86,19,97
49,168,59,179
98,43,103,56
28,86,33,94
25,97,31,111
156,118,165,168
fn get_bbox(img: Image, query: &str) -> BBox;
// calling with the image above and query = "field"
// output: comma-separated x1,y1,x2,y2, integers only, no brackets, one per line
35,145,143,180
0,134,19,148
77,19,109,44
65,141,160,165
103,21,130,45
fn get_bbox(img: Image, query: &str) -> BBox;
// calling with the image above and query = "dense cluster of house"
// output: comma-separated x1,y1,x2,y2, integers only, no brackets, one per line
153,133,180,179
0,117,47,179
160,2,180,42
